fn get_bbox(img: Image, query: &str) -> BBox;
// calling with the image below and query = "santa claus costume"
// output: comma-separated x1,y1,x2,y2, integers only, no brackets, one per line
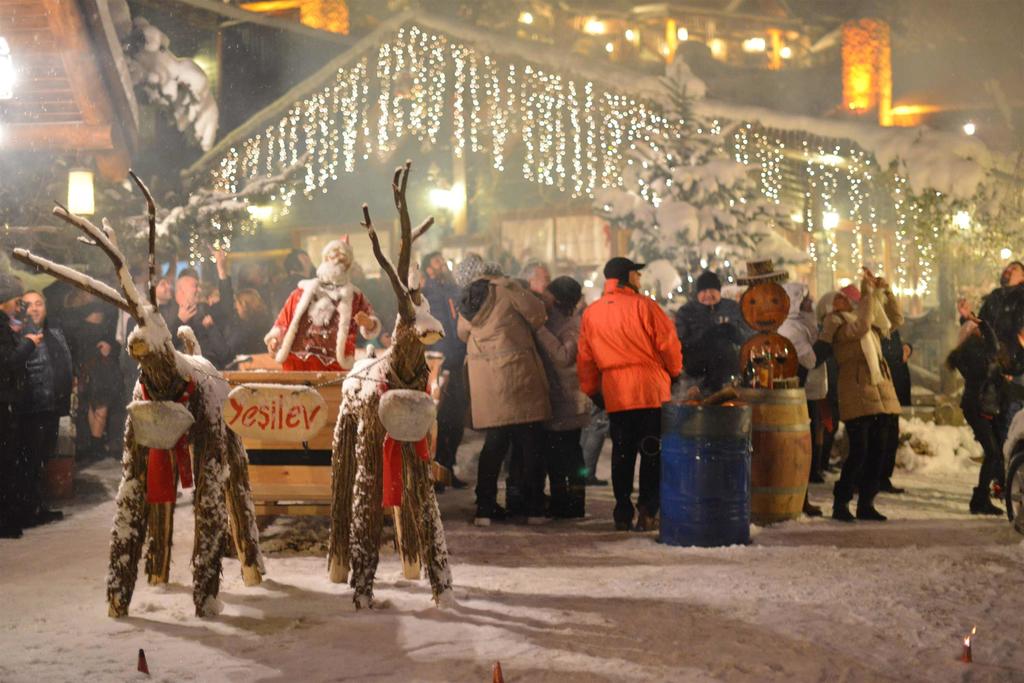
265,238,381,372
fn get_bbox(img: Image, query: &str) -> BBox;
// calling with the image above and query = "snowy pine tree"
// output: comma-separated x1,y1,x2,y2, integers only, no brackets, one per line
596,60,800,286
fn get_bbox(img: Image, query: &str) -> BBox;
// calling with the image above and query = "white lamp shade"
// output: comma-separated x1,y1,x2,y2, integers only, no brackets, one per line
67,169,95,216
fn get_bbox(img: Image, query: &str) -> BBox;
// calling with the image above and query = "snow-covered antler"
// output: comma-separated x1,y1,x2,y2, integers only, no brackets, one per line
11,174,163,326
361,161,435,325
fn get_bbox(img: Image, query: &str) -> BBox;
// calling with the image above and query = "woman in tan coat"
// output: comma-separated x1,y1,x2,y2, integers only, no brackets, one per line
819,270,903,522
458,271,552,524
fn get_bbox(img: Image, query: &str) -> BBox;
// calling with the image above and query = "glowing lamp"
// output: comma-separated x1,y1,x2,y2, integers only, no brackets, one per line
780,46,793,59
67,169,95,216
1000,247,1012,260
604,42,614,54
790,211,804,223
962,121,976,136
0,37,12,100
952,210,971,230
518,11,534,25
246,204,274,221
583,18,606,35
709,38,726,58
742,37,766,52
429,183,466,212
624,29,635,41
822,211,840,230
677,27,689,41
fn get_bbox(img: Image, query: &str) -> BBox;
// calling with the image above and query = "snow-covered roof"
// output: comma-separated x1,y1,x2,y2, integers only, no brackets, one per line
185,9,1000,201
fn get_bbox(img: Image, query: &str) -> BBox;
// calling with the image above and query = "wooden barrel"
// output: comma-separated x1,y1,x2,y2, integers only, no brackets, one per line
737,387,811,525
660,401,752,547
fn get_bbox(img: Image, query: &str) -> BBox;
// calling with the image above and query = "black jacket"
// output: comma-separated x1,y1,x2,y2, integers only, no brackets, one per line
947,322,1024,416
17,321,73,415
0,310,34,405
423,275,465,369
159,301,232,369
881,329,912,407
674,298,753,392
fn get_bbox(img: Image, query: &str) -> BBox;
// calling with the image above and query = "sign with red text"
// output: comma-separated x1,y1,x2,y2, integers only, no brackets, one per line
224,384,328,442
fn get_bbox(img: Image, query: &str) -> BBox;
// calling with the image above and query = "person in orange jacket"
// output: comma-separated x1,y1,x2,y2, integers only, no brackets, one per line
578,257,683,531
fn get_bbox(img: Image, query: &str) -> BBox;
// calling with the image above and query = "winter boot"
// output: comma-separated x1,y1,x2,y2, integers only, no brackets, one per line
803,494,823,517
831,500,855,522
474,504,507,527
634,506,659,532
879,480,906,494
969,487,1003,516
855,501,888,521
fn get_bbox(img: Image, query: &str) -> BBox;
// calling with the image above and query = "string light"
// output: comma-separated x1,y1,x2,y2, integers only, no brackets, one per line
201,21,996,292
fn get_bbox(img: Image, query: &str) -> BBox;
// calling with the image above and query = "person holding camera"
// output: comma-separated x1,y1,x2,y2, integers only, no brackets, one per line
819,268,903,522
0,274,38,538
578,258,682,531
14,290,72,527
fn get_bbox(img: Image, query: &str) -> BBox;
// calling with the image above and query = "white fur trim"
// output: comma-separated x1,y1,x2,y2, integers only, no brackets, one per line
274,279,319,364
333,287,354,365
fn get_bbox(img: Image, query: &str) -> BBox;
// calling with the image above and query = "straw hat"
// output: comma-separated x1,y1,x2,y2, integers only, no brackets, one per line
737,259,789,286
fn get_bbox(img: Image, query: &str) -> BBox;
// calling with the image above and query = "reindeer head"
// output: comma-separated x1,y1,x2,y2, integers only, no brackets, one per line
12,173,182,391
361,161,443,352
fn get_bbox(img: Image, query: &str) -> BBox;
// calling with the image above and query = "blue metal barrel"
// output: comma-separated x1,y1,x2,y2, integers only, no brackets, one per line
660,401,752,547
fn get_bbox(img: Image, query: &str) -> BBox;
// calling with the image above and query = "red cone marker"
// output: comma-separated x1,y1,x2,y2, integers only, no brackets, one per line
137,648,150,675
492,660,504,683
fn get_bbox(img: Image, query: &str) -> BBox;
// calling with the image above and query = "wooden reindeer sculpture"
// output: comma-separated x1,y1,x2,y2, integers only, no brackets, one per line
12,175,264,618
327,161,453,608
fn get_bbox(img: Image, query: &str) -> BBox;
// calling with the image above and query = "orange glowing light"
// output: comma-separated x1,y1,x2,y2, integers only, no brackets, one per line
240,0,349,35
841,18,892,125
888,103,942,127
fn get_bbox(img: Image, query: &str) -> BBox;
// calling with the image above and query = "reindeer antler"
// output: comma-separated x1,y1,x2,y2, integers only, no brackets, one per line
11,171,158,325
390,161,435,285
363,161,436,323
128,170,158,308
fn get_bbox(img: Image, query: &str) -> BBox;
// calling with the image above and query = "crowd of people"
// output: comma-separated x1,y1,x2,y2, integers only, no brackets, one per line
2,243,1020,538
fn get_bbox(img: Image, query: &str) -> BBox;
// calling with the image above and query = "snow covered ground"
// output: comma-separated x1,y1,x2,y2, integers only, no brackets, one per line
2,431,1023,682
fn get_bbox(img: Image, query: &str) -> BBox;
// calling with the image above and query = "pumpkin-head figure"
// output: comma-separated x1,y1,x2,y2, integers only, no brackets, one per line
741,282,790,332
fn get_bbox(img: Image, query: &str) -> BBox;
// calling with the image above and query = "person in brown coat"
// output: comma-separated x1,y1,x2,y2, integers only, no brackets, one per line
458,269,552,524
535,276,591,518
819,270,903,522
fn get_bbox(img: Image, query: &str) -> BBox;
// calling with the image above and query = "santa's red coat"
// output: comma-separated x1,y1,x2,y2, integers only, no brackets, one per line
268,283,379,371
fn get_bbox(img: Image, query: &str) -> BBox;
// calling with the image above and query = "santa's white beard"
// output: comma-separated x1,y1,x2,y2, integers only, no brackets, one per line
317,259,350,286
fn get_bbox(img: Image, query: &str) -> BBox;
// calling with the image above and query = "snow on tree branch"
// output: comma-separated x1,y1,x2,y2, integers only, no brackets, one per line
597,64,804,283
124,18,218,151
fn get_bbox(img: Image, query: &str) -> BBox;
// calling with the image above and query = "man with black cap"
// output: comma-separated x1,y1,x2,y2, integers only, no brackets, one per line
674,270,753,394
0,273,41,538
578,257,682,531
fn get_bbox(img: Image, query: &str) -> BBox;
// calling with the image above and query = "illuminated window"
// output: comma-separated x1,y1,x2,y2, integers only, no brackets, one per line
0,37,13,100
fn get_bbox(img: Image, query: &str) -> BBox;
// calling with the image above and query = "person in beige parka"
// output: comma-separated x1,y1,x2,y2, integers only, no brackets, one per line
458,269,552,524
818,269,903,522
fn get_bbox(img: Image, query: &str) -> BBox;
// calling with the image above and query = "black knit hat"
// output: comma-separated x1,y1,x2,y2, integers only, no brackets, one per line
695,270,722,293
603,256,644,282
548,276,583,312
0,273,24,303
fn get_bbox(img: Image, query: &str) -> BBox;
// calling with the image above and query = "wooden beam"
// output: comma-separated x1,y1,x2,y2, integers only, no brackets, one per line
1,123,113,150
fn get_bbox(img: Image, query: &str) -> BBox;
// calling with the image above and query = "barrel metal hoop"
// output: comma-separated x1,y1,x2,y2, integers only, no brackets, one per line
751,424,810,433
752,486,807,495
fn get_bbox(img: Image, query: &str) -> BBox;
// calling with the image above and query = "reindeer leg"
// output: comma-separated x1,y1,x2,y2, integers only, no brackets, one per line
144,499,174,585
223,430,264,586
396,443,424,580
189,415,230,617
410,455,453,605
328,412,359,584
348,413,386,609
107,420,149,618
